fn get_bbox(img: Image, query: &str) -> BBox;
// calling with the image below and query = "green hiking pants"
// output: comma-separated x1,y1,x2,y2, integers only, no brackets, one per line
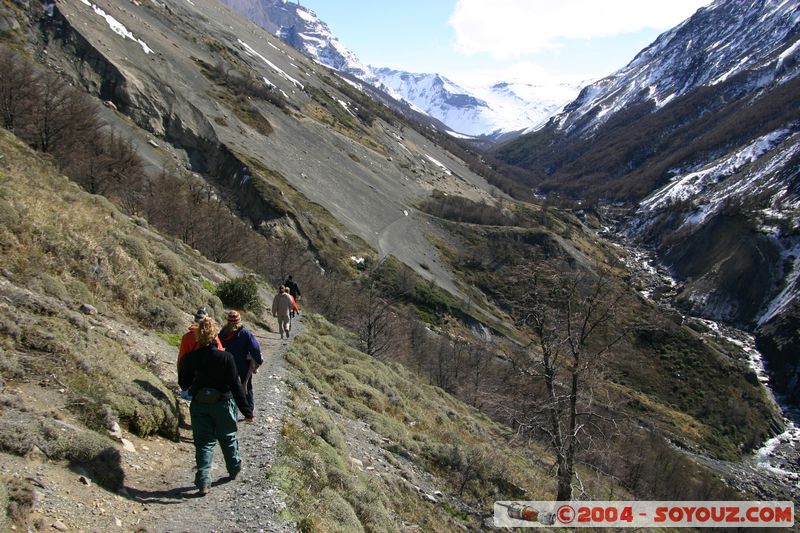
190,398,241,488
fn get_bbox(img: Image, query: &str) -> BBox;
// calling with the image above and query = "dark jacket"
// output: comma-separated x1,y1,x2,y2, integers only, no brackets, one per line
284,279,301,299
219,326,263,379
178,345,253,418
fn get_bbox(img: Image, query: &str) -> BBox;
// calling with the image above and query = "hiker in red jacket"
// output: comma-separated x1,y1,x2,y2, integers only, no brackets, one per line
177,307,223,372
179,317,253,496
284,275,301,318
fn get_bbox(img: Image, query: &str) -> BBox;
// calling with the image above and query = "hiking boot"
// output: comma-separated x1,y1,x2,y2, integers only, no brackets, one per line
197,486,210,496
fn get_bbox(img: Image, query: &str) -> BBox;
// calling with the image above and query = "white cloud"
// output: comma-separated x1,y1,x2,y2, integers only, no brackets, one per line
449,0,711,59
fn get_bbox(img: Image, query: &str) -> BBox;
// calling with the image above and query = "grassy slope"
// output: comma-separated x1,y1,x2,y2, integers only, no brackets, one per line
0,128,236,515
272,314,628,532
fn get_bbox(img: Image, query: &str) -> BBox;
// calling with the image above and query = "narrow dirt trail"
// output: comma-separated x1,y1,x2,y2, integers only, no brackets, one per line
128,319,301,533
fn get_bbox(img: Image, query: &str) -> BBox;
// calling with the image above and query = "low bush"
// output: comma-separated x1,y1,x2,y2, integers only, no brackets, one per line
216,275,262,313
2,476,35,526
419,193,517,226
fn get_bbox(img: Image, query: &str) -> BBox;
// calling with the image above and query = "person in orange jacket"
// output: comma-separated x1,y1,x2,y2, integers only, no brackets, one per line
287,289,300,331
177,307,223,372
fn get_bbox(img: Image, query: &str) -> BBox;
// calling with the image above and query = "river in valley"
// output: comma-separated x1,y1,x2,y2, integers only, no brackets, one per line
606,230,800,501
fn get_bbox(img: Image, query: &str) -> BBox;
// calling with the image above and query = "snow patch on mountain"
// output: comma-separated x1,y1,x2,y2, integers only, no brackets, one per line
630,122,800,327
238,38,304,89
760,244,800,326
424,154,452,175
272,3,374,81
79,0,153,54
641,129,794,215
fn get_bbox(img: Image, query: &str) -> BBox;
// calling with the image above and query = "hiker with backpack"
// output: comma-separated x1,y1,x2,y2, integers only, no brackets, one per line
284,275,301,317
219,310,263,414
272,286,295,339
178,316,253,496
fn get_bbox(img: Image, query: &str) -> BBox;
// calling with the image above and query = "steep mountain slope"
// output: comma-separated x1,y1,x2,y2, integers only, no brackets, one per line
0,129,594,531
221,0,579,137
43,0,511,307
497,0,799,197
533,0,799,138
495,0,800,403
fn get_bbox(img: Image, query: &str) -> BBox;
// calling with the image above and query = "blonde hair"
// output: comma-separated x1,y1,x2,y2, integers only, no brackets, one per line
196,317,219,347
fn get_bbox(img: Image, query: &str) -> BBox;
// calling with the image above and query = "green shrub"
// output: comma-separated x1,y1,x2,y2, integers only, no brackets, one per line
120,234,149,264
216,275,262,313
301,405,347,451
156,251,185,277
33,273,70,301
135,295,184,330
158,332,183,347
200,278,216,293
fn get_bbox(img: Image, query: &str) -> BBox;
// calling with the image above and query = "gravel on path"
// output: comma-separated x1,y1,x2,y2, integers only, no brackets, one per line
143,320,301,533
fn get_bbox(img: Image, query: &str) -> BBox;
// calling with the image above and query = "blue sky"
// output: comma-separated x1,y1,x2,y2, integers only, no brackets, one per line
298,0,711,86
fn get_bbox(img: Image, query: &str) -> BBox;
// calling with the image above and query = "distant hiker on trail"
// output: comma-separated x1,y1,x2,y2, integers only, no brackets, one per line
177,307,222,372
287,290,300,331
284,275,301,317
219,310,263,414
178,317,253,496
272,286,295,339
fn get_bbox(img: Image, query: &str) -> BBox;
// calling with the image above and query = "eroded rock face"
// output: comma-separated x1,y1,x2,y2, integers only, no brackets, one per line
662,213,784,326
757,304,800,406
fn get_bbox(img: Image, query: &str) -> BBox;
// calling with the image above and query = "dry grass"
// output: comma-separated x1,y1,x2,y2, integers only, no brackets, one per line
271,314,625,532
1,476,35,527
0,129,227,446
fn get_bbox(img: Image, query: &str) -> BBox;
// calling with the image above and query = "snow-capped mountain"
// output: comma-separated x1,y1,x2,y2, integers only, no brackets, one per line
372,68,582,137
221,0,373,79
495,0,800,405
550,0,800,136
221,0,577,137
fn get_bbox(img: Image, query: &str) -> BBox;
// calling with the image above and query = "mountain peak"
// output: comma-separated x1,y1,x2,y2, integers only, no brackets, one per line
550,0,800,135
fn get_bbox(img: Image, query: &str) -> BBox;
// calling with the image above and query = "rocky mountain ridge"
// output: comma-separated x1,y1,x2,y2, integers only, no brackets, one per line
549,0,800,136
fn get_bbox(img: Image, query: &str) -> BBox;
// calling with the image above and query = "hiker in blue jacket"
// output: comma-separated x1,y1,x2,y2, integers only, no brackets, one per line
219,310,263,413
179,317,253,496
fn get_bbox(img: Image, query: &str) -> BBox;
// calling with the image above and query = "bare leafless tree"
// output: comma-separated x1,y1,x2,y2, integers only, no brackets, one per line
352,280,395,358
0,47,35,132
504,265,625,501
66,129,145,210
25,69,98,155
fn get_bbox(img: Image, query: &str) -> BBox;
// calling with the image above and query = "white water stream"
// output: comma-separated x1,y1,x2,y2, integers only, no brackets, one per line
615,236,800,486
